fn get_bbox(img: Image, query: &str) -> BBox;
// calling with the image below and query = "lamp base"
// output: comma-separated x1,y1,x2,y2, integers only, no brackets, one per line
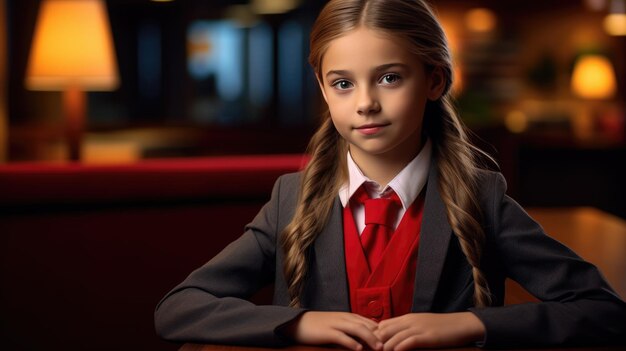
63,86,86,162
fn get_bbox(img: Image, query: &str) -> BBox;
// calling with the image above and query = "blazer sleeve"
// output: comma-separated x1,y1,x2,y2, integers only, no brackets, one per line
470,173,626,347
154,174,305,347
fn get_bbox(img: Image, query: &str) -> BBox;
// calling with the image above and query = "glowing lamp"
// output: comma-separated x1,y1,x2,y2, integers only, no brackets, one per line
571,55,616,100
604,0,626,36
604,13,626,36
465,8,497,33
25,0,119,161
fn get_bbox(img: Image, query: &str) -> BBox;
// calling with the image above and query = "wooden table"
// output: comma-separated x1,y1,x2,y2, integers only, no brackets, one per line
180,207,626,351
506,207,626,303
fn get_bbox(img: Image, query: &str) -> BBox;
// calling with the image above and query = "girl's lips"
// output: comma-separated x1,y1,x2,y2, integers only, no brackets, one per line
355,123,390,135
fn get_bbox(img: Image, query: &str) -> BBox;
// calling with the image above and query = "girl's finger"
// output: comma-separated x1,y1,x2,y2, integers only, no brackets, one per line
375,319,407,342
393,334,436,351
329,330,364,351
336,322,383,351
382,328,420,351
352,314,380,330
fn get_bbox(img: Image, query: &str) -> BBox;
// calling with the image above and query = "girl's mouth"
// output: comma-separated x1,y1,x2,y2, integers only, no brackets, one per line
354,123,390,135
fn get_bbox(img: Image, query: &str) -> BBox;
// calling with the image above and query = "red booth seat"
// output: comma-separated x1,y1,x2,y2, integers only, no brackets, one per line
0,155,305,351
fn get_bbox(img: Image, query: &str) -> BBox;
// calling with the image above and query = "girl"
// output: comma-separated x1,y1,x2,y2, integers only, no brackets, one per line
155,0,626,349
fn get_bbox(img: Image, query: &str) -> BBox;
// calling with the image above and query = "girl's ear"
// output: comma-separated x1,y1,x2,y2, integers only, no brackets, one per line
426,66,446,101
316,75,329,103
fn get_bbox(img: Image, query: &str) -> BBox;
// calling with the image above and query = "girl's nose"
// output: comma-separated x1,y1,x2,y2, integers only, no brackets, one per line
356,87,381,115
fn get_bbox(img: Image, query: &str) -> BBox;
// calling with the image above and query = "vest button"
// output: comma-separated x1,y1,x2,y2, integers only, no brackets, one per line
367,300,383,318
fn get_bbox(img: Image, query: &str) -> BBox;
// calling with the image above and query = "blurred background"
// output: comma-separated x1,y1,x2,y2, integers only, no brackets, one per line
1,0,625,217
1,1,626,351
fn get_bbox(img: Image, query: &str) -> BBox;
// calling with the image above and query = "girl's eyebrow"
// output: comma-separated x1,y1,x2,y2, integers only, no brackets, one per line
325,69,352,78
325,63,409,78
373,63,409,72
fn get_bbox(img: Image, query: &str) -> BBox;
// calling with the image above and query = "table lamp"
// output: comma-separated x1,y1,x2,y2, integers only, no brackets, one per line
571,54,617,100
25,0,119,161
570,54,617,141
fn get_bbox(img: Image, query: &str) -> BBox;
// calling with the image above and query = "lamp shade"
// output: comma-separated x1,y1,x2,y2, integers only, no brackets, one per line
25,0,119,91
571,55,617,100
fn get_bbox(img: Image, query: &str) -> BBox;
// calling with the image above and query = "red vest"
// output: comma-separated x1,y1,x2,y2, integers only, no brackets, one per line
343,194,424,321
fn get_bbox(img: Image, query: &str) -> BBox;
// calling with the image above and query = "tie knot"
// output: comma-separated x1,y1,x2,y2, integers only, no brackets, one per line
353,186,401,227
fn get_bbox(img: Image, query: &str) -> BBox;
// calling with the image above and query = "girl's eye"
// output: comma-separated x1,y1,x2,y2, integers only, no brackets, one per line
380,74,401,85
332,80,353,90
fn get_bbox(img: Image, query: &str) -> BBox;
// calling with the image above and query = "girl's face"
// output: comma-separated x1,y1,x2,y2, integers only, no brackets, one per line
318,27,444,165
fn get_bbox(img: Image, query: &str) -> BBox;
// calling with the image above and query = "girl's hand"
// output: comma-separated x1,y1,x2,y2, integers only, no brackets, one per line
282,311,383,351
374,312,485,351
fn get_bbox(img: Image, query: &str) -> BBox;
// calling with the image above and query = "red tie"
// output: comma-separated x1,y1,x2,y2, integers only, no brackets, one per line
353,187,401,270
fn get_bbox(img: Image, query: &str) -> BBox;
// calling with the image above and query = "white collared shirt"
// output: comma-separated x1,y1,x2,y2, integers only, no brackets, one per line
338,139,432,234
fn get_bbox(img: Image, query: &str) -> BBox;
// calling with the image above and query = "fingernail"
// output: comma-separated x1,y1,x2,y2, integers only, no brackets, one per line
376,342,383,350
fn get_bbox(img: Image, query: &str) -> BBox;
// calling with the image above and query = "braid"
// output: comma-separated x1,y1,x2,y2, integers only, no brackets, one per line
281,115,346,307
428,97,493,307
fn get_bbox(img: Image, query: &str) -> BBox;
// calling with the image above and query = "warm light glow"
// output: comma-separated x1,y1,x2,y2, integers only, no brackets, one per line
452,64,464,96
604,13,626,35
505,110,529,134
25,0,119,91
571,55,617,99
83,141,140,165
251,0,300,14
465,8,497,33
438,16,463,95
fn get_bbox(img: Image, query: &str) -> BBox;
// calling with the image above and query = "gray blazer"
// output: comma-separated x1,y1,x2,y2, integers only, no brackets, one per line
154,165,626,347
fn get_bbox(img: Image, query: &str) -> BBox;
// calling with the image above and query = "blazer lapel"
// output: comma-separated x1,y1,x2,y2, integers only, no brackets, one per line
412,164,453,312
311,196,351,311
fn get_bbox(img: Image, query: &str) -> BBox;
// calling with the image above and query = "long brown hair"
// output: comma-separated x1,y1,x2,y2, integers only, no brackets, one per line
282,0,493,308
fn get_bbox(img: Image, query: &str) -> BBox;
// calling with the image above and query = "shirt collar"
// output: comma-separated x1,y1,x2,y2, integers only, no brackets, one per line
338,139,432,209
